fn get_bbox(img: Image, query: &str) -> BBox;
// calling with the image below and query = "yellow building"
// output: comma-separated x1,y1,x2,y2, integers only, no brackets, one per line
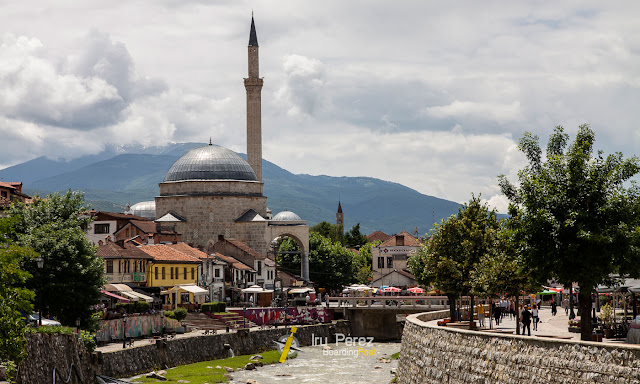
138,243,205,307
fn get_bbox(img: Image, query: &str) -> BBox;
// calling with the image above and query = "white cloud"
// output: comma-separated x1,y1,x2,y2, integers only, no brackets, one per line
425,100,523,124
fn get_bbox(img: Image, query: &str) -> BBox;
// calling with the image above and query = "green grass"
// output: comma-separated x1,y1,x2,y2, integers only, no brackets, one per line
390,351,400,360
135,350,283,383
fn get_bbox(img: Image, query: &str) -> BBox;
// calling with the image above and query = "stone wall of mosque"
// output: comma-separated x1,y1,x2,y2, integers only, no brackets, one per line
155,185,268,254
159,180,263,197
397,312,640,384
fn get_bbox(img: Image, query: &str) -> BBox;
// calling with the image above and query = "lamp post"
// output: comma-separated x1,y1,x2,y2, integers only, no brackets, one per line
122,314,127,348
36,257,44,327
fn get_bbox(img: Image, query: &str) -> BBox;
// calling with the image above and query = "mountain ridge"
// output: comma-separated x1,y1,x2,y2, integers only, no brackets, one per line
2,143,462,235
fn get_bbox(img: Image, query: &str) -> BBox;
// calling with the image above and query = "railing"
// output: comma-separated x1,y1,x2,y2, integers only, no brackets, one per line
327,296,453,309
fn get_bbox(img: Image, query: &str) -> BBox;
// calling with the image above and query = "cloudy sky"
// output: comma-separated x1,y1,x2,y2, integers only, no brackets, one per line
1,1,639,212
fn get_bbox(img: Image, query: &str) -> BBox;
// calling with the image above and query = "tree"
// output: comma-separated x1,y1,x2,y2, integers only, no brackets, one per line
471,214,540,333
278,232,355,290
352,241,378,284
7,190,105,328
499,125,640,340
344,223,368,249
310,221,344,245
408,196,500,321
0,217,35,364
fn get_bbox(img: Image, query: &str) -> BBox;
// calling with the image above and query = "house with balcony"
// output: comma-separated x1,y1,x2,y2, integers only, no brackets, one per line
114,219,181,245
213,236,275,290
96,238,153,285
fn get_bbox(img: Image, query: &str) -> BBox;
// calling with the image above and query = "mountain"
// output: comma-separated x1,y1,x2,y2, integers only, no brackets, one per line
1,143,462,235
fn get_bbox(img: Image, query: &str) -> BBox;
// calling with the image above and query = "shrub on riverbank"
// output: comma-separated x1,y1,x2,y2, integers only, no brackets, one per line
135,350,283,383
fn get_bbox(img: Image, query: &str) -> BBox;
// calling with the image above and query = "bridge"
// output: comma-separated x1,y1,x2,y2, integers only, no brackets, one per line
327,296,453,340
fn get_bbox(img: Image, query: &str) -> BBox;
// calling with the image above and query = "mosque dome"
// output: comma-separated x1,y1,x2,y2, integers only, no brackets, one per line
128,201,156,219
272,210,302,221
164,145,258,182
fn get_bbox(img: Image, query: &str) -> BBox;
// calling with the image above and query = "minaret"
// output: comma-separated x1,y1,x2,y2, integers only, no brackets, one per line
245,15,263,181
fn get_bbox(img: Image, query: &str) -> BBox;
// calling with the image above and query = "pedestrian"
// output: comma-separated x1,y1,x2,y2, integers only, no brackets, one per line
551,298,557,316
477,301,485,327
510,300,516,319
563,298,569,316
493,303,501,326
521,306,532,336
532,304,539,331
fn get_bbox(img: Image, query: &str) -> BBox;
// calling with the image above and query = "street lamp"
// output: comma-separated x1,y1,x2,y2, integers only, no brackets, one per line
122,315,127,348
36,257,44,327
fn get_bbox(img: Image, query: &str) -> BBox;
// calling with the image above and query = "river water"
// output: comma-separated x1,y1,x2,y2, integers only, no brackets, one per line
231,342,401,384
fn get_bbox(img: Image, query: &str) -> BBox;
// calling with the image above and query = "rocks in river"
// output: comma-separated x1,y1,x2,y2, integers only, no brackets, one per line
275,374,292,377
377,357,392,363
246,380,261,384
250,354,264,360
223,373,233,380
390,368,397,375
224,366,234,372
157,370,167,375
215,365,221,369
374,365,382,369
244,362,256,370
145,372,167,381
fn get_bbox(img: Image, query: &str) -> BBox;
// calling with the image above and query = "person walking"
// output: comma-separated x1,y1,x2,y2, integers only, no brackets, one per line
521,306,532,336
477,301,485,327
551,298,557,316
563,298,569,316
532,304,539,331
493,303,501,326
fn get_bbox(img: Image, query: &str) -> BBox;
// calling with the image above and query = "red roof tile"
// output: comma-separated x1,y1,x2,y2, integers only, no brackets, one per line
167,243,211,260
138,244,201,264
213,253,255,271
367,230,391,243
97,241,152,259
380,231,421,247
224,238,264,260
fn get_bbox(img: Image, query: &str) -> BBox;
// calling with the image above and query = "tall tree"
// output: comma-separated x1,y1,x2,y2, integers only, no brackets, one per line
352,241,378,284
344,223,368,249
408,196,500,321
8,191,105,328
499,125,640,340
310,221,344,245
0,218,35,365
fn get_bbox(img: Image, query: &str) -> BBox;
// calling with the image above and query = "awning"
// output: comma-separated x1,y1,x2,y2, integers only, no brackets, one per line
242,286,274,293
100,290,130,303
104,283,133,292
173,284,208,295
289,287,314,294
120,291,140,300
128,291,154,303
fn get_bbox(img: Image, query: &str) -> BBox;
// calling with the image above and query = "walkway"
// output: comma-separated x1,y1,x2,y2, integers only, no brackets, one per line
453,306,628,344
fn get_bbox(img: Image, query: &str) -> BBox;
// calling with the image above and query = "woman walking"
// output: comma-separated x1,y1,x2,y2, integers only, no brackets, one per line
532,304,539,331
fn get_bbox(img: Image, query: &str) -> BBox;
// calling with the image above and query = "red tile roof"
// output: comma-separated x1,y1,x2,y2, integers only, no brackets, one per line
380,231,421,247
138,244,201,264
0,181,18,190
167,243,211,260
224,238,264,260
95,211,151,221
213,253,255,271
368,230,391,243
97,241,152,259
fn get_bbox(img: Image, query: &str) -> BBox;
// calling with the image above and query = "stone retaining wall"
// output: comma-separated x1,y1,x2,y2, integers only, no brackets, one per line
397,312,640,384
97,320,351,378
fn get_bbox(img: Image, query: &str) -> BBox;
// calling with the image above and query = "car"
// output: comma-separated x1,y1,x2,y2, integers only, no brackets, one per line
27,313,62,327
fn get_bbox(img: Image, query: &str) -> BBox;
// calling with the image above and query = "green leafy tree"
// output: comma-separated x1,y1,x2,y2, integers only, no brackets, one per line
0,218,35,364
310,221,344,245
499,125,640,340
352,241,378,284
8,190,105,329
344,223,368,249
408,196,500,320
278,232,355,290
471,214,540,333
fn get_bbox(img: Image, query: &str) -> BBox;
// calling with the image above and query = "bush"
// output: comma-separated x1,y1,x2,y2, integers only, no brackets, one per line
80,331,96,352
201,302,227,313
173,307,188,322
165,311,175,319
1,361,17,382
134,301,150,313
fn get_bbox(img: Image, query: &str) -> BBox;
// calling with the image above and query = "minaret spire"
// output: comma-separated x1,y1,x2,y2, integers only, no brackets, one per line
245,14,264,181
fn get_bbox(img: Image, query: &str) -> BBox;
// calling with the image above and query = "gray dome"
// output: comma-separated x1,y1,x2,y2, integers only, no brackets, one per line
164,145,258,182
129,201,156,219
272,211,302,221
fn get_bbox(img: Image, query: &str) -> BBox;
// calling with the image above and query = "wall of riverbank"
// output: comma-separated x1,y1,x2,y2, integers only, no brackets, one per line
97,320,350,378
397,312,640,384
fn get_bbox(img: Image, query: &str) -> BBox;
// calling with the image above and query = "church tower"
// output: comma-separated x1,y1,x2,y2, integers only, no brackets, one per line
336,201,344,227
245,15,263,182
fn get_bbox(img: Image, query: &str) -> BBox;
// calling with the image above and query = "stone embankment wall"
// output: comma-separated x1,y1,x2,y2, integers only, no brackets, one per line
16,333,94,384
97,321,350,378
18,321,350,383
397,313,640,384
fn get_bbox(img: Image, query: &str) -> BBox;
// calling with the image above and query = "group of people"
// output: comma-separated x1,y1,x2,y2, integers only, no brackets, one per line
474,297,563,336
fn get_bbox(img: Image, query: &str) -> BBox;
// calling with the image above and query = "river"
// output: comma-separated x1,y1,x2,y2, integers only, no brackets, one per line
231,342,401,384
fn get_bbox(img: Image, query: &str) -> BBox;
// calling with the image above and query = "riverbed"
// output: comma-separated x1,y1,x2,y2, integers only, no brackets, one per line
231,342,400,384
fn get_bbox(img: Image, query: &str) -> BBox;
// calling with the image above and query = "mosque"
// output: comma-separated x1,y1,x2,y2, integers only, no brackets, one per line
128,17,310,281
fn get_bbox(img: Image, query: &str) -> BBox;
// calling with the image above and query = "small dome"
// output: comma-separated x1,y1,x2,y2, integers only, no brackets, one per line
164,145,258,182
128,201,156,219
272,211,302,221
